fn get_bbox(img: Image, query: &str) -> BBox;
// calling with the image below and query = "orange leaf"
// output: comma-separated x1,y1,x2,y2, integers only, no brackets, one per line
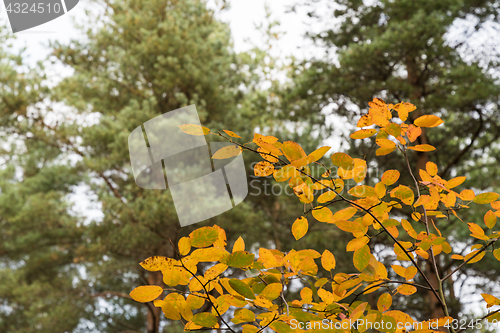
426,162,438,176
223,130,241,138
393,102,416,121
406,124,422,142
460,189,475,201
414,115,444,127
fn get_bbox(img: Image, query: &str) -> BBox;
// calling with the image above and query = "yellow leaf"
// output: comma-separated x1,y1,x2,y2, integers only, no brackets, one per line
212,145,242,159
318,191,336,203
377,293,393,312
154,300,182,320
385,123,402,137
396,284,417,295
407,144,436,152
189,227,220,248
140,256,173,271
258,147,279,163
376,138,396,148
465,250,485,264
307,146,331,163
357,114,374,127
459,189,475,201
369,108,390,127
292,216,308,240
242,324,259,333
391,265,407,278
312,206,333,223
401,219,418,238
348,185,376,198
130,285,163,303
321,249,336,271
385,310,415,324
178,238,191,256
473,192,500,204
426,161,438,176
232,237,245,252
390,185,415,205
446,176,466,189
260,283,282,300
254,161,275,177
281,141,306,162
376,146,397,156
350,129,377,139
494,248,500,261
414,115,444,127
393,102,416,121
451,254,464,260
381,170,400,186
331,152,354,169
178,124,210,135
405,266,417,280
346,236,369,252
223,130,241,138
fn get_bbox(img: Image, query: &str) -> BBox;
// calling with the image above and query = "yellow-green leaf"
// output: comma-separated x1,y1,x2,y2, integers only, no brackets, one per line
381,170,400,186
292,216,308,240
473,192,500,204
212,145,242,159
224,251,255,268
353,245,371,271
192,313,218,327
232,309,256,324
390,185,414,205
377,293,392,312
130,285,163,303
189,227,219,248
281,141,306,162
228,279,256,299
179,124,210,135
484,210,497,229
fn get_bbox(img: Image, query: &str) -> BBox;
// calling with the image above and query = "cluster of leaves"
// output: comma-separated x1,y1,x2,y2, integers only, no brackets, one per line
131,99,500,332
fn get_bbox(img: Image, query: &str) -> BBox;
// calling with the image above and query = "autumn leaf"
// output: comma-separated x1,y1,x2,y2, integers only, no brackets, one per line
331,153,355,172
260,283,282,300
484,210,497,229
154,300,182,320
254,161,275,177
381,170,400,186
390,185,415,205
312,206,333,223
189,227,220,248
481,294,500,308
473,192,500,204
397,284,417,295
281,141,306,162
414,115,443,128
178,238,191,256
357,114,374,127
179,124,210,135
292,216,308,240
140,256,173,271
393,102,416,121
130,285,163,303
321,249,336,271
212,145,242,159
377,293,392,312
407,144,436,152
353,245,370,271
228,279,255,299
350,129,377,139
192,313,218,327
231,309,256,324
223,130,241,138
306,146,331,163
232,237,245,252
224,251,254,268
